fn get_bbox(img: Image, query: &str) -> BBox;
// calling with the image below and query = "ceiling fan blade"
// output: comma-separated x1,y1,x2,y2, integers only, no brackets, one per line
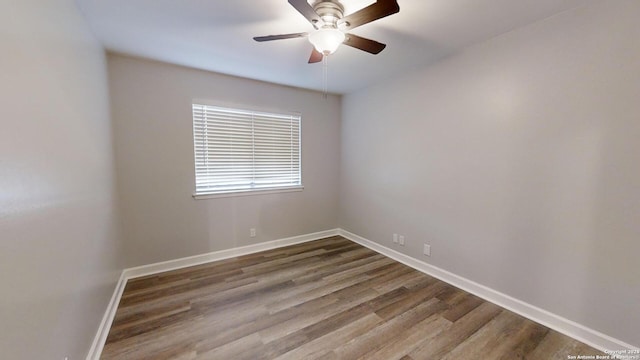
253,33,308,42
343,34,386,54
288,0,324,29
338,0,399,31
308,49,323,63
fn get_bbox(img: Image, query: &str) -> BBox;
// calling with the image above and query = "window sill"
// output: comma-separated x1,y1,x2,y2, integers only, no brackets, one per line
193,185,304,200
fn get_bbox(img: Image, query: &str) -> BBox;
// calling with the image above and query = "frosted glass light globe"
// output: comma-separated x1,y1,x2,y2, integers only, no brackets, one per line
308,28,346,55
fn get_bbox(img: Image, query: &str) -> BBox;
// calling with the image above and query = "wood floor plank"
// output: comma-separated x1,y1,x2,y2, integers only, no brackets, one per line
374,281,448,320
363,315,453,360
102,236,605,360
273,313,384,360
440,310,529,360
257,289,380,344
441,293,485,322
409,302,504,360
334,298,448,359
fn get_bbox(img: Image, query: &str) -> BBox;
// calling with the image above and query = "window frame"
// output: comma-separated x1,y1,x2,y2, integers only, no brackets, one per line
191,101,303,199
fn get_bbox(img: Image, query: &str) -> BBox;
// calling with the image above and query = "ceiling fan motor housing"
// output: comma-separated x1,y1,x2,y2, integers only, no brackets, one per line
313,1,345,28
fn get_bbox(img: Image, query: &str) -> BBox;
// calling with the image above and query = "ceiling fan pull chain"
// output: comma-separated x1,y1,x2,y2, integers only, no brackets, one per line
323,55,328,99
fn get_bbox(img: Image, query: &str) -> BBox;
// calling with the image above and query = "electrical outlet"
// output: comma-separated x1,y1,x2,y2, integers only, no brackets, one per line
250,228,256,237
393,233,398,243
423,244,431,256
399,235,405,246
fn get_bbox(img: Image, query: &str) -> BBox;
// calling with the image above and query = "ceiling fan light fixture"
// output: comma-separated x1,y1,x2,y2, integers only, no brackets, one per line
308,28,345,55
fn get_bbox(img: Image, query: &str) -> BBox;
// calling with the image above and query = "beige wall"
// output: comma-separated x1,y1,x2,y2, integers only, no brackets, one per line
0,0,123,358
3,0,638,355
107,54,341,267
340,1,640,346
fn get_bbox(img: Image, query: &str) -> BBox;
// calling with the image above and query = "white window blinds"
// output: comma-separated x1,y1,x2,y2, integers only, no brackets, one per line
192,104,302,196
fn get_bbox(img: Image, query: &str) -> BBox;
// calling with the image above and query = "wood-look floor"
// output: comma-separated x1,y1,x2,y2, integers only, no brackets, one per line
102,236,603,359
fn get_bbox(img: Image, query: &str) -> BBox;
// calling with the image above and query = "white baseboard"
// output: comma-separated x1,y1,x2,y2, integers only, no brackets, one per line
338,228,638,353
86,228,340,360
87,227,636,359
123,229,340,279
86,271,128,360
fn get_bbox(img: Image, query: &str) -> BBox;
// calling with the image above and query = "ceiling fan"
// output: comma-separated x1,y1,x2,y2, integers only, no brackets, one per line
254,0,400,63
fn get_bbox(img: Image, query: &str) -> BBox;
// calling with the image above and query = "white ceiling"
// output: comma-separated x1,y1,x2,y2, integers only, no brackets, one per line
76,0,590,94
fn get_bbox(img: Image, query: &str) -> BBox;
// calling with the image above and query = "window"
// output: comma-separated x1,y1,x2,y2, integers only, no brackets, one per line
192,103,302,198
